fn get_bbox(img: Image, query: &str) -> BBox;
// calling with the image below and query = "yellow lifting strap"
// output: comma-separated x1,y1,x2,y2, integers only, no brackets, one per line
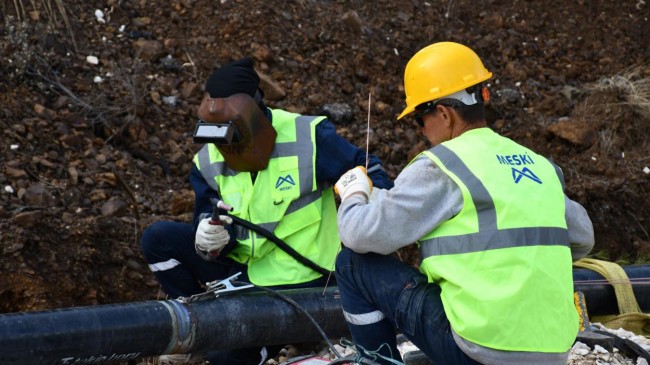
573,258,650,337
573,258,641,314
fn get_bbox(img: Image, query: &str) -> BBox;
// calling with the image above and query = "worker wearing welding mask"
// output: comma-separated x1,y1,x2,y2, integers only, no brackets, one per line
140,57,393,364
333,42,595,365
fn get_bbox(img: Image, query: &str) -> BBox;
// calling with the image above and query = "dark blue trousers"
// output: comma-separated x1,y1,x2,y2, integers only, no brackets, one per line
141,221,332,365
335,247,482,365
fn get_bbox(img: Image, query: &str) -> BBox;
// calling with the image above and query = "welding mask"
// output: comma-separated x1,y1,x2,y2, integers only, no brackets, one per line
194,93,277,172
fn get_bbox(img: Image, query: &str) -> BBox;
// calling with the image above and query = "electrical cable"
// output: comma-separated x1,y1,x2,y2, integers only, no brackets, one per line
234,281,343,359
227,214,331,277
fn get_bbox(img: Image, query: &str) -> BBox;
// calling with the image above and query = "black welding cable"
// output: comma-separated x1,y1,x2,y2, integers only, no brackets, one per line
235,281,343,359
227,214,331,277
209,198,330,276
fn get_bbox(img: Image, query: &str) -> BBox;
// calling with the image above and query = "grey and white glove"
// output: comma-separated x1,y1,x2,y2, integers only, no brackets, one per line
195,215,233,260
334,166,373,202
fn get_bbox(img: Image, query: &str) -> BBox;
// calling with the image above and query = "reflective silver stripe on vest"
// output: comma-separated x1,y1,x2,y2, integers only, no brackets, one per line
343,310,385,325
253,115,324,234
420,145,569,259
234,224,250,240
272,115,319,198
197,114,325,236
196,146,239,193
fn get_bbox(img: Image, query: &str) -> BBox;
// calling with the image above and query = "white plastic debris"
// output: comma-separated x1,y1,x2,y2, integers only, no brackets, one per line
591,156,597,161
10,144,19,150
119,24,126,32
95,9,105,23
93,76,103,83
162,95,179,106
644,166,649,174
4,186,14,194
86,55,99,65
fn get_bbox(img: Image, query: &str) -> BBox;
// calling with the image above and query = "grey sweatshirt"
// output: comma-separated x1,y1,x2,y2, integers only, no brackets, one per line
337,155,595,365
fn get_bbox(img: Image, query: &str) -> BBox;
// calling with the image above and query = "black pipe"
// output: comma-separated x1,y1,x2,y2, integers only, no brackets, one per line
574,264,650,316
0,287,348,365
3,267,650,365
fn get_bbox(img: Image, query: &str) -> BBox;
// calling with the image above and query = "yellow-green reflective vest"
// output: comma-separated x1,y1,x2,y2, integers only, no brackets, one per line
418,128,577,352
193,109,339,286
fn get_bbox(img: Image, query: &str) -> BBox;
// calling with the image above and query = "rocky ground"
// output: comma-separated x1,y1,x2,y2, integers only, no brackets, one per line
1,0,650,364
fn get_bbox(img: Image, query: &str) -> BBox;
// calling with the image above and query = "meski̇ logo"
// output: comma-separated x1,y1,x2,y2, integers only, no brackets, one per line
496,153,543,184
275,174,296,191
511,167,542,184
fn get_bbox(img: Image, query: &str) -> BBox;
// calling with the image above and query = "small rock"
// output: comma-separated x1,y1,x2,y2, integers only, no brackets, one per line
12,210,45,228
341,11,364,34
133,39,164,61
258,71,286,101
5,166,27,178
547,118,597,149
317,103,354,125
100,196,128,216
23,183,54,206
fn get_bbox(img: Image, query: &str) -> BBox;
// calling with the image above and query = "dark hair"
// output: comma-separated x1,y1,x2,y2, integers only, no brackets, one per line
415,83,487,124
454,83,486,123
454,103,485,124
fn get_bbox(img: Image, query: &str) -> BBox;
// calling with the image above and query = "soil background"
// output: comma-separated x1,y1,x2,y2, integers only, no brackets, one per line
1,0,649,326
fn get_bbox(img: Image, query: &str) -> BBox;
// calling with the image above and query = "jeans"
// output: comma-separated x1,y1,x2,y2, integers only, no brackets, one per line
140,220,333,365
335,247,482,365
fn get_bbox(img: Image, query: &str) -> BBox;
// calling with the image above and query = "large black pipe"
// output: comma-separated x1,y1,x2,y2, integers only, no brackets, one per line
0,287,348,365
573,264,650,316
3,267,650,365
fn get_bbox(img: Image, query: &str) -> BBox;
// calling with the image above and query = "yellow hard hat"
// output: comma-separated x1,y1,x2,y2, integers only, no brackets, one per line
397,42,492,120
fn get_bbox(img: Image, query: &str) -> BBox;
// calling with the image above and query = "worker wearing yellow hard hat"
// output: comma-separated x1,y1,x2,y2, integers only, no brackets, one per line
397,41,493,120
332,41,595,364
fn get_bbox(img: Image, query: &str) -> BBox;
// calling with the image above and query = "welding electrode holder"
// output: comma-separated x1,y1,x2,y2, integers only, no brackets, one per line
206,199,234,257
209,198,232,225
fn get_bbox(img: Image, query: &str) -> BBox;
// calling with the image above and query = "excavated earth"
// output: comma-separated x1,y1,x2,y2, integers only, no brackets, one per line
1,0,650,362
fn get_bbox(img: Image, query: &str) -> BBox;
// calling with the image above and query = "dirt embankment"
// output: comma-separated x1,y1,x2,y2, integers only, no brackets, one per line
0,0,649,315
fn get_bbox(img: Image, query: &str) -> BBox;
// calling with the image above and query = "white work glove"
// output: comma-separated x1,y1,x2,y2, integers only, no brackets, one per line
195,215,233,259
334,166,373,202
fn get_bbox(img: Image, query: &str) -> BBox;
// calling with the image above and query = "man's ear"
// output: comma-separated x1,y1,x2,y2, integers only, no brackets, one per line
438,104,453,127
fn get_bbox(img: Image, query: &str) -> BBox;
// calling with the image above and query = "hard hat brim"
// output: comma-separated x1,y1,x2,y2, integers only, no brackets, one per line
397,105,415,120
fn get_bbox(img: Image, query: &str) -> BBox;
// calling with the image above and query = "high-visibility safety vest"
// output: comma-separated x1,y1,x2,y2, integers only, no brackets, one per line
193,109,339,286
418,128,577,352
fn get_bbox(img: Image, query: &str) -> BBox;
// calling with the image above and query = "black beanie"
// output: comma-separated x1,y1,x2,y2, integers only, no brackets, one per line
205,57,260,99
